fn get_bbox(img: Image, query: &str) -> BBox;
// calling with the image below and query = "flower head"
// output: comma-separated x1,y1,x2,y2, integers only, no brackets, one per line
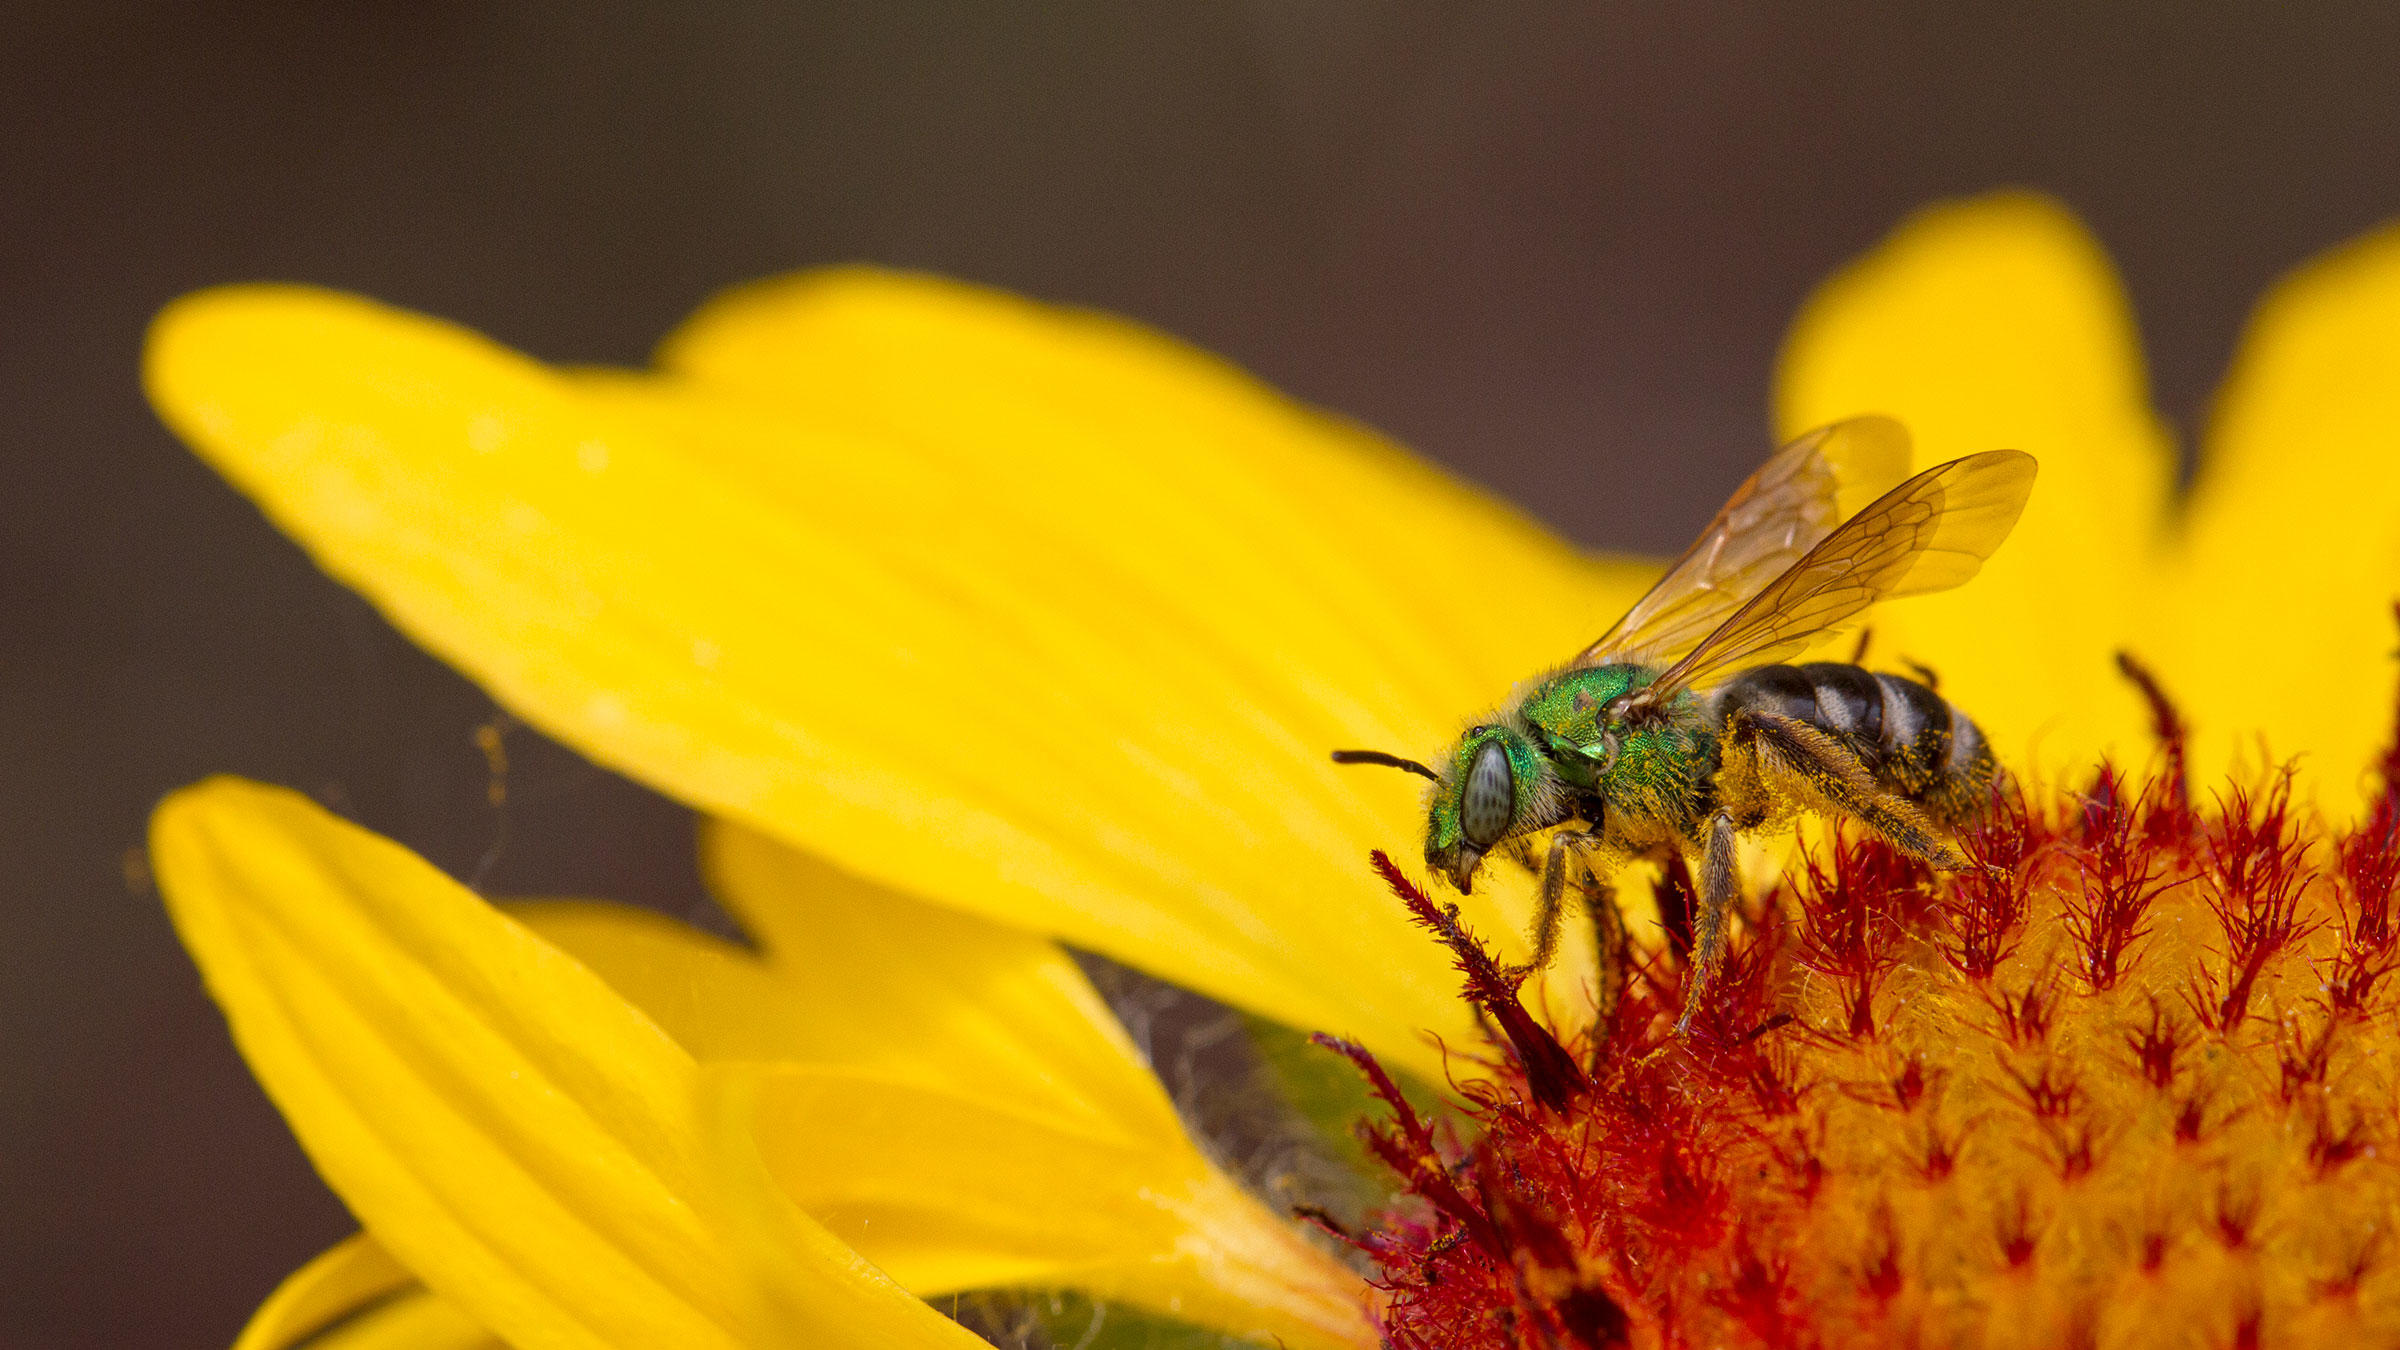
1342,670,2400,1347
140,190,2400,1346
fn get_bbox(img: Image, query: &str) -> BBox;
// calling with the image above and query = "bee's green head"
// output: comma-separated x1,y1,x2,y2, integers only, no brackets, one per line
1335,723,1559,895
1427,723,1560,892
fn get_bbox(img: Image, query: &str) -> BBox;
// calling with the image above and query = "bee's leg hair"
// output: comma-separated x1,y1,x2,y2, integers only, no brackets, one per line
1508,829,1628,1029
1500,835,1543,876
1675,811,1739,1036
1584,872,1625,1031
1736,709,1968,870
1508,830,1595,979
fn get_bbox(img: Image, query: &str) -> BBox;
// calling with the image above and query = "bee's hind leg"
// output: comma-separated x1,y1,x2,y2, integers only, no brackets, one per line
1671,709,1970,1040
1675,812,1739,1036
1508,830,1626,1024
1735,709,1968,870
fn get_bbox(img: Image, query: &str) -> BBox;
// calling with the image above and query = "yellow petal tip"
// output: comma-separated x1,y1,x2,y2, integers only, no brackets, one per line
1778,187,2145,442
149,772,270,866
147,283,357,413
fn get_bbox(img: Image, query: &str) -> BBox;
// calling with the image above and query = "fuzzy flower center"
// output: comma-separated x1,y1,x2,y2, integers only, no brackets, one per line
1317,654,2400,1350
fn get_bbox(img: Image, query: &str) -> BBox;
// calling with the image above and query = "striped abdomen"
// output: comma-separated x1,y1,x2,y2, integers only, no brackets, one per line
1712,661,1996,824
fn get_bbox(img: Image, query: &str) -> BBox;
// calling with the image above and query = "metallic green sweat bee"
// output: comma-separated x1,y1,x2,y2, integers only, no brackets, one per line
1336,418,2037,1031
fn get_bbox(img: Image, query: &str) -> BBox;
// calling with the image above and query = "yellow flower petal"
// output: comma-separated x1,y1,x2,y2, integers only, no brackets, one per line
508,822,1181,1136
145,279,1648,1081
503,898,817,1062
152,776,982,1350
269,1289,497,1350
689,1064,1007,1350
515,834,1375,1347
653,266,1641,689
1775,191,2176,776
714,1062,1375,1350
237,1235,497,1349
2169,219,2400,812
705,818,1191,1134
230,1232,465,1350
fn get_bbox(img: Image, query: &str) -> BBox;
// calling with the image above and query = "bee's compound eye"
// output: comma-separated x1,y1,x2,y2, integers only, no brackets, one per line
1460,739,1515,850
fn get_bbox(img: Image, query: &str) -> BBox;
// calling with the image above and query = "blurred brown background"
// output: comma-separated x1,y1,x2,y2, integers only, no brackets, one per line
6,4,2400,1344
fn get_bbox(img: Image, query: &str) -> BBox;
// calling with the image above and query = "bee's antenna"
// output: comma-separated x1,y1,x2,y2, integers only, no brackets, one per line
1331,748,1441,782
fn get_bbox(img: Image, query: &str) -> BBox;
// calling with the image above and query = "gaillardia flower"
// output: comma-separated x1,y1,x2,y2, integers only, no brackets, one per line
143,190,2400,1348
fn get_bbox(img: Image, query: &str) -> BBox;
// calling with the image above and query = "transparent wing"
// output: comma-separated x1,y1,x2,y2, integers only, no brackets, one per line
1575,416,1912,669
1639,449,2038,703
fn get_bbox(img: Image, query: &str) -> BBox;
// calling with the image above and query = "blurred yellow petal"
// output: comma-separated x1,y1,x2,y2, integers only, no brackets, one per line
703,819,1194,1133
1775,191,2176,775
690,1065,1008,1350
513,842,1373,1347
146,280,1648,1081
273,1289,497,1350
239,1239,497,1350
499,893,796,1061
504,898,812,1063
230,1232,476,1350
654,266,1642,689
2169,220,2400,812
715,1063,1375,1350
512,840,1366,1347
152,776,982,1350
510,823,1182,1137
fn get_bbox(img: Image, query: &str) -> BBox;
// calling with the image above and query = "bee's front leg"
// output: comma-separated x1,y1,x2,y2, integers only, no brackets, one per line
1510,831,1626,1022
1511,830,1594,981
1675,811,1739,1036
